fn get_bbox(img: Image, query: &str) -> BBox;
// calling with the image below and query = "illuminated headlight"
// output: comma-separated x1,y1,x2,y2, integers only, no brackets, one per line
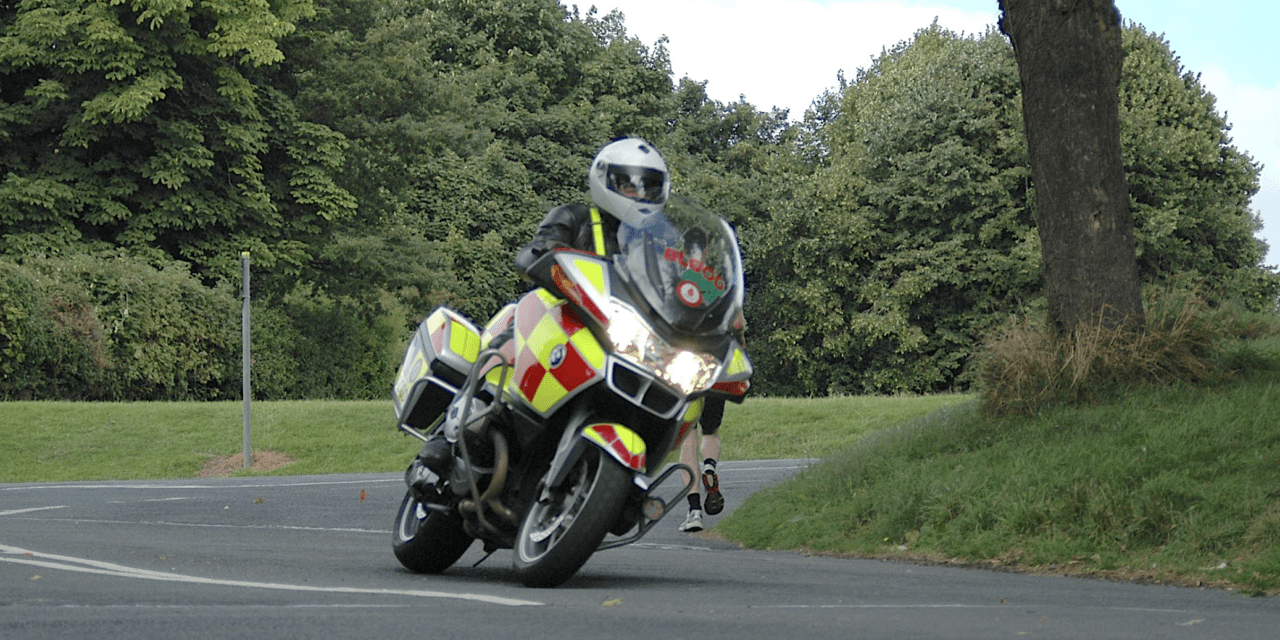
606,301,719,395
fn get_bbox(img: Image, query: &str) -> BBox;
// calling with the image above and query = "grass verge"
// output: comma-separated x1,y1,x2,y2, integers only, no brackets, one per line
719,370,1280,596
1,400,404,481
0,394,969,482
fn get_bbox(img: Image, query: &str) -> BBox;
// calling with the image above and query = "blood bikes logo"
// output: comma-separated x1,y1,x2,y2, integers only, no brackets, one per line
677,280,704,306
665,247,726,308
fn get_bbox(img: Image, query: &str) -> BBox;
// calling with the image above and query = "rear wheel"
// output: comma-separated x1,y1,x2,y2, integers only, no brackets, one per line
391,490,473,573
513,446,632,588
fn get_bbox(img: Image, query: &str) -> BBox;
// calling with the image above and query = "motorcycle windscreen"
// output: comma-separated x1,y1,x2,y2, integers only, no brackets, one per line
615,194,745,336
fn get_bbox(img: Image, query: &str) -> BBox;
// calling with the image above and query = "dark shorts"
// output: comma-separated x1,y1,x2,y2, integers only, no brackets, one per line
699,396,726,436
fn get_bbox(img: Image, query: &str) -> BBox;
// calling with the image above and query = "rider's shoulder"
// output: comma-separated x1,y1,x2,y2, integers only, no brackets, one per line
544,202,592,218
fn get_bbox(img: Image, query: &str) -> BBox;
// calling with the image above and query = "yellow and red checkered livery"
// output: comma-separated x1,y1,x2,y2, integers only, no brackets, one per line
510,289,607,416
583,423,647,471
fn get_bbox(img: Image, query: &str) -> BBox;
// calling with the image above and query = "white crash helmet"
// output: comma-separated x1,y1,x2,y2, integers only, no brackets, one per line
587,137,670,226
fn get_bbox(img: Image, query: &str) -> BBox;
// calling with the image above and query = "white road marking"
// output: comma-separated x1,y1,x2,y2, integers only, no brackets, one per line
2,516,388,534
0,477,402,492
760,604,1193,613
0,543,542,607
0,505,68,516
54,604,418,610
763,604,1008,609
104,497,198,504
631,542,714,552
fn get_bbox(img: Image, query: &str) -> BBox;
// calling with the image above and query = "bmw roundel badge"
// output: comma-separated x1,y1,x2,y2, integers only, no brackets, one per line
548,344,567,369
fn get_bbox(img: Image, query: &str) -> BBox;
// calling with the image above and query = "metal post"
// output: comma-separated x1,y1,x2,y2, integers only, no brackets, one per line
241,251,252,469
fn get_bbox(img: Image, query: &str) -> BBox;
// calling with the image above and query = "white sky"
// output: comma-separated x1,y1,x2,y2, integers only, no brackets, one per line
593,0,1280,266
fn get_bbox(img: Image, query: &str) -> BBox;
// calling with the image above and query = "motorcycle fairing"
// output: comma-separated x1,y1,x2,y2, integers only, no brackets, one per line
552,253,611,325
711,341,753,398
511,288,607,416
393,307,482,428
724,343,751,377
480,303,518,386
672,398,705,452
582,423,647,471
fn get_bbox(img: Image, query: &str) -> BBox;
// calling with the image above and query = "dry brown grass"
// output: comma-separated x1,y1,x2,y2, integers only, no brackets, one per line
976,296,1219,416
198,450,296,478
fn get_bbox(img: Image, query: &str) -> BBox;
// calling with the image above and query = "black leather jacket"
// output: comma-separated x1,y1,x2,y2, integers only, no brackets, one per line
515,204,620,278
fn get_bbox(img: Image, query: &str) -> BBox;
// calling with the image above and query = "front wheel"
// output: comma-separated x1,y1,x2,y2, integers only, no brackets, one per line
391,490,473,573
513,445,632,588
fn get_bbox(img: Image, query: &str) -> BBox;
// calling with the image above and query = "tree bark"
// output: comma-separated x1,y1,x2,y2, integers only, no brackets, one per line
999,0,1145,333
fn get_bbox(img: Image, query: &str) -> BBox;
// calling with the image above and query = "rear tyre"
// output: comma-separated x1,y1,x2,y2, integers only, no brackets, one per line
513,445,632,588
391,490,473,573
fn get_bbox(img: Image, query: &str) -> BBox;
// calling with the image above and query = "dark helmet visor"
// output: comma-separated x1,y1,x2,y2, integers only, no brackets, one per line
606,165,667,204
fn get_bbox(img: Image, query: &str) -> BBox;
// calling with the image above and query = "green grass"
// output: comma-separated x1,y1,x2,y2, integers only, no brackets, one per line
0,400,410,481
716,394,971,461
719,372,1280,596
0,394,968,483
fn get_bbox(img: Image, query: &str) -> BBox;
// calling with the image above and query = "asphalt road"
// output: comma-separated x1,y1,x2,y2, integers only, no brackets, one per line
2,460,1277,639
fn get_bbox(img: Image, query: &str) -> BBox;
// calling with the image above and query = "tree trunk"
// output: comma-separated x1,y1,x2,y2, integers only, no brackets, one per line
999,0,1145,333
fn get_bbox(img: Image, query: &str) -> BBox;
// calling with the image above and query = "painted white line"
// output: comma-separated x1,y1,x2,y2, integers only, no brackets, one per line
0,543,541,607
632,542,714,552
760,604,1195,613
1,516,387,535
105,497,199,504
53,604,417,610
1,478,403,492
0,505,68,517
763,604,1008,609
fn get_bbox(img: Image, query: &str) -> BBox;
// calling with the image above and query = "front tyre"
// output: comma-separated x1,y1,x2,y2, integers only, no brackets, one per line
391,490,473,573
513,446,632,588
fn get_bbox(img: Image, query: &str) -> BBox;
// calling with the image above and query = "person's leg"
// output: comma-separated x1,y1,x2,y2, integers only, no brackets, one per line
679,426,700,501
699,431,721,463
699,430,724,515
697,397,726,515
678,425,704,531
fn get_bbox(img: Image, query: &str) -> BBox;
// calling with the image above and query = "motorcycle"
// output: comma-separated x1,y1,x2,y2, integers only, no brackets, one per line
388,194,752,587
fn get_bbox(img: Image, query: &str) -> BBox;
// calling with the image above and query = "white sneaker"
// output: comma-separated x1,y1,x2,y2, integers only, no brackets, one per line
679,509,704,532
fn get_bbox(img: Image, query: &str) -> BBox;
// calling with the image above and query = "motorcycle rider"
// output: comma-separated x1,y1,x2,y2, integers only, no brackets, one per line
409,137,727,525
514,136,668,274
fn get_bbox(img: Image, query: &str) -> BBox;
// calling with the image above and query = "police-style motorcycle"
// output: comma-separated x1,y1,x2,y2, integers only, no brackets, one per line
390,195,751,587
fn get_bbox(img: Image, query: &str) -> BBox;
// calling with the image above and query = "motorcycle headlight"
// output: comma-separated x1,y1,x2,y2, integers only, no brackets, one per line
606,301,719,395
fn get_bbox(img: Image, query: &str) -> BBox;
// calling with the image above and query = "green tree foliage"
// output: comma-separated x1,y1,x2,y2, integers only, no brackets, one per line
662,79,797,228
245,286,403,399
744,24,1272,396
0,253,239,400
0,0,355,281
281,0,675,322
1119,24,1272,307
1,5,1272,400
749,26,1037,395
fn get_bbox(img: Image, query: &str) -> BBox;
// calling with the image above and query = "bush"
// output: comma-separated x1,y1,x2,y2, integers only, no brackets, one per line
0,259,111,399
246,286,404,400
0,260,37,381
5,252,240,400
973,292,1277,416
3,252,411,401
